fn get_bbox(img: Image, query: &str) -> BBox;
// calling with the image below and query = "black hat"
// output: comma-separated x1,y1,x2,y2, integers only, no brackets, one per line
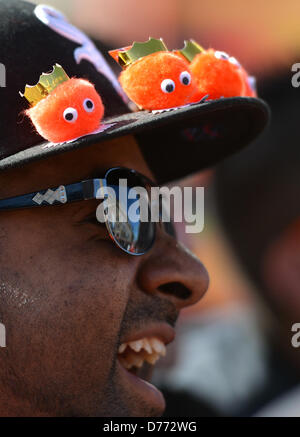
0,0,270,184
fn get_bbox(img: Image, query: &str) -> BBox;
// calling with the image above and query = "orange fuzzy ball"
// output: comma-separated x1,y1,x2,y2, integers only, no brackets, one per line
26,78,104,143
190,49,245,100
120,52,200,110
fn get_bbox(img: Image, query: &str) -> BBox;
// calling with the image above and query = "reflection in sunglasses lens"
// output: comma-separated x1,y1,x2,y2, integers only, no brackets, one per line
105,168,156,255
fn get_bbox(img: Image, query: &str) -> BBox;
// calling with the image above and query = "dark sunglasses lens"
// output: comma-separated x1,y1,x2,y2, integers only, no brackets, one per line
158,196,177,238
105,169,155,255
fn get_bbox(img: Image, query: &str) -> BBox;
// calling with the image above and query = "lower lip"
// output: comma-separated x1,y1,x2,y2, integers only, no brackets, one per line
117,360,165,414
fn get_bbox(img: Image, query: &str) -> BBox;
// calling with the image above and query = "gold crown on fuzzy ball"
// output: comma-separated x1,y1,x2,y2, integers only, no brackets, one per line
116,38,168,68
177,40,204,62
20,64,69,107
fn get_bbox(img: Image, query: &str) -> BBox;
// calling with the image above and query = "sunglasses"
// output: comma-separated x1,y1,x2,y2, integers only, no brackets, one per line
0,167,175,255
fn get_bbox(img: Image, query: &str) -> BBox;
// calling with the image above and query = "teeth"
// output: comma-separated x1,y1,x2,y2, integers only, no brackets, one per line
128,339,143,353
143,351,160,365
118,337,166,370
142,339,152,354
118,343,127,354
150,338,166,356
126,350,144,368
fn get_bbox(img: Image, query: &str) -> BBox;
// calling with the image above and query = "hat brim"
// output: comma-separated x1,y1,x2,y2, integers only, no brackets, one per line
0,97,270,183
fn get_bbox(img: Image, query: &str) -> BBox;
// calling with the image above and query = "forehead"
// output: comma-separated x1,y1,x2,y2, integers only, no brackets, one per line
0,135,154,197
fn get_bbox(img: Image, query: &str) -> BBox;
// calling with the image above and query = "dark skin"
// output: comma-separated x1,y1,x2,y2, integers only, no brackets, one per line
0,135,209,417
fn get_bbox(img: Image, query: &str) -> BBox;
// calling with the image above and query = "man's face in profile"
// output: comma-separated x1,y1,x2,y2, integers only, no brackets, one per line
0,135,208,417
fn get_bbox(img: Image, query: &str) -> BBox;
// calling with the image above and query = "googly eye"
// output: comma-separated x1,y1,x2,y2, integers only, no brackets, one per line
161,79,175,94
180,71,191,86
215,51,230,61
248,76,257,92
83,98,95,113
229,56,241,67
63,107,78,123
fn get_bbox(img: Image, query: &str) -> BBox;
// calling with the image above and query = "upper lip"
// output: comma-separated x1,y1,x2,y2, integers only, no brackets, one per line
119,323,175,347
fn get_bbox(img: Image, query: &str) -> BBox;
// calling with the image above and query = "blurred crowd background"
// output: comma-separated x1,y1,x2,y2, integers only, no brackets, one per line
31,0,300,416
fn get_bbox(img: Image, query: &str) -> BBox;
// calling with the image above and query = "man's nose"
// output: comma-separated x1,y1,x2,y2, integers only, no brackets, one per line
137,234,209,310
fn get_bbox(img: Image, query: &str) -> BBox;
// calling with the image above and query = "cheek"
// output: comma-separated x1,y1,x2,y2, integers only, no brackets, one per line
1,218,132,407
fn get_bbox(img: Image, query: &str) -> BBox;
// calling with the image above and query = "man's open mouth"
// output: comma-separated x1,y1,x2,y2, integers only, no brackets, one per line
118,337,167,376
116,325,175,412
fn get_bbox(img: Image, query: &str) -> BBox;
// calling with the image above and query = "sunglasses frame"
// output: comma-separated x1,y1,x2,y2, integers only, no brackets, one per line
0,167,162,256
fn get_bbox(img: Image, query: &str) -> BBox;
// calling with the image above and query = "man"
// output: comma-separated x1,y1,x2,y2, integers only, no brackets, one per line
0,1,269,416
